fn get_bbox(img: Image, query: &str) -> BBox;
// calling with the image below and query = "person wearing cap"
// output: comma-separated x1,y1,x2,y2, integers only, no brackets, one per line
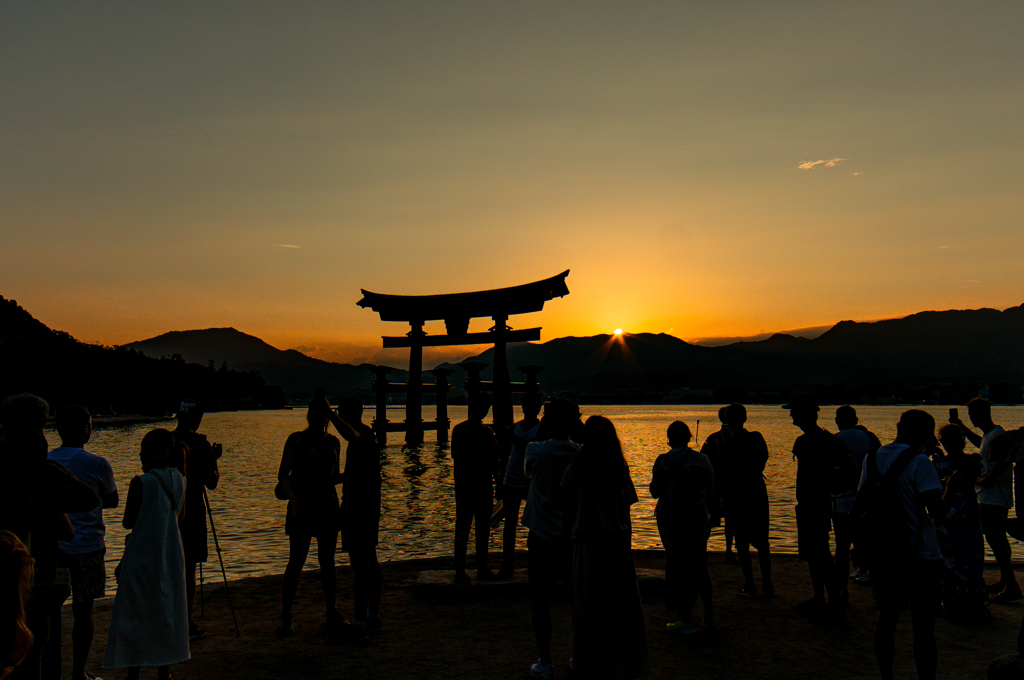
171,400,222,641
786,395,853,621
861,409,945,680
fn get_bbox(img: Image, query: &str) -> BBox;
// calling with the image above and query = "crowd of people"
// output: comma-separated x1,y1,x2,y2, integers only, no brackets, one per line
1,389,1020,680
0,394,221,680
452,394,1018,680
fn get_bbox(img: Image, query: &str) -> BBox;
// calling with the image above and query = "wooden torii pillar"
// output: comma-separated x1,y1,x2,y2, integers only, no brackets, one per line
357,270,570,447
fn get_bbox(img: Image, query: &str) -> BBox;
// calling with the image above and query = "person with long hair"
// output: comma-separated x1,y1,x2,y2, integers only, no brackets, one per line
563,416,650,679
103,428,189,680
1,531,34,680
277,396,357,638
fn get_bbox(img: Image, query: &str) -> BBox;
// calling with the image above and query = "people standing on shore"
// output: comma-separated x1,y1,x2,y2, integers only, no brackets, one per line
47,405,119,680
276,396,345,637
451,393,500,585
721,404,773,598
327,398,384,639
700,407,732,563
787,396,851,622
0,394,96,680
499,394,542,578
934,423,989,624
521,398,579,680
171,400,222,641
650,421,715,635
832,406,874,600
861,410,944,680
563,416,650,679
103,428,189,680
952,398,1020,602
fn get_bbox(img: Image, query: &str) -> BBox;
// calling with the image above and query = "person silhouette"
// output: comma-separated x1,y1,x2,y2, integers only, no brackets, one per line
786,396,850,622
451,393,500,585
562,416,650,679
952,398,1020,601
499,394,542,578
47,405,119,680
861,410,944,680
651,421,715,635
276,397,353,638
700,407,733,563
722,404,773,598
171,400,221,641
327,398,384,637
832,405,873,600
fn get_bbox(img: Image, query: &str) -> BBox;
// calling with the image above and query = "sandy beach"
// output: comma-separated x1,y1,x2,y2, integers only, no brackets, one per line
58,551,1019,680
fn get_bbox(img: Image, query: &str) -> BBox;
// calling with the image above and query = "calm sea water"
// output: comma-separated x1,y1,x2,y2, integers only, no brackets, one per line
45,404,1024,588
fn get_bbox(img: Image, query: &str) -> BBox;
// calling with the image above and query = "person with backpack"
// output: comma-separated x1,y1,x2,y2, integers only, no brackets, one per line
855,409,944,680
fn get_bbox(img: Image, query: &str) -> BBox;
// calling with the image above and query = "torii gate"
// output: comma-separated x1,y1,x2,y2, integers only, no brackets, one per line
357,270,570,446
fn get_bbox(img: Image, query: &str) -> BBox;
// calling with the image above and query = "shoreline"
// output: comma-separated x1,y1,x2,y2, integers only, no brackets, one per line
60,551,1021,680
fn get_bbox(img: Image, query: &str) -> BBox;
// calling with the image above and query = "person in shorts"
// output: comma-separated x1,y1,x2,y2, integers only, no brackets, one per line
328,398,383,638
48,405,119,680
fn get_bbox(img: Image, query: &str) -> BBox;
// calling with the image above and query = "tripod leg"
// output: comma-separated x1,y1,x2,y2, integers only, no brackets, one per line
204,489,241,638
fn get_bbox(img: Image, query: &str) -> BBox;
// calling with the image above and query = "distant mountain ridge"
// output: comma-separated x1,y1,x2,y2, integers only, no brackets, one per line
123,328,405,399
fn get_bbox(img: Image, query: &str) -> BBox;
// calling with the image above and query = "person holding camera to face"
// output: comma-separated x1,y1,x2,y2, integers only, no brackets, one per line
171,400,222,641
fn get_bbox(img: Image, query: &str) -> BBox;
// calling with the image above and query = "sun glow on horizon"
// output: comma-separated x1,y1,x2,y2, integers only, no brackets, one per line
614,328,623,335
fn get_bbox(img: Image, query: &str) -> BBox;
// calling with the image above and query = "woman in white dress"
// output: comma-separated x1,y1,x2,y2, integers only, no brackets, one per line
104,429,189,680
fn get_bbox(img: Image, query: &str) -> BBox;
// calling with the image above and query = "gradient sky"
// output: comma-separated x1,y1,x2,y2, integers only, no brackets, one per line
3,2,1021,367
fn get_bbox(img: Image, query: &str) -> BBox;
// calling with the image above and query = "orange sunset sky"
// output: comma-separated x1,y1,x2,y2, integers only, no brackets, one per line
2,3,1021,368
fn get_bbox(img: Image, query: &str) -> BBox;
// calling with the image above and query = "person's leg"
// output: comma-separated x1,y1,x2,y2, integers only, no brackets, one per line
454,501,471,580
678,555,699,620
70,599,95,680
315,531,339,621
982,506,1020,595
528,532,556,666
724,513,735,562
736,535,756,592
698,556,714,626
874,608,900,680
281,532,312,620
833,512,852,601
474,501,492,575
910,590,938,680
126,667,141,680
500,491,524,574
185,560,197,626
757,543,774,593
156,664,172,680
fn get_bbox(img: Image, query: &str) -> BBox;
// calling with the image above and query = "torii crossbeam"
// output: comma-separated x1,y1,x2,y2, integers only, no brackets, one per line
358,270,570,446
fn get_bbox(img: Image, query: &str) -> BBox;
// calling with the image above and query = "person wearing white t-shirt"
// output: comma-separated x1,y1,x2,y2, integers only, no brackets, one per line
860,409,944,680
953,397,1019,601
47,405,118,680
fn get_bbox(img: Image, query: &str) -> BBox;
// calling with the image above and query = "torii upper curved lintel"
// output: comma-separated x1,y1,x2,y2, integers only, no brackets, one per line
357,270,570,323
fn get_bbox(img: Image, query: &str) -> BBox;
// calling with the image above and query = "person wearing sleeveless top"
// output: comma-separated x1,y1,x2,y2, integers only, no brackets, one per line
277,398,347,638
499,394,542,577
103,429,188,680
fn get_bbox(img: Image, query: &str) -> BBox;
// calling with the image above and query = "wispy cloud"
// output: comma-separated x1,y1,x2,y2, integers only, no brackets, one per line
938,245,954,250
273,244,300,249
798,158,849,170
849,171,862,176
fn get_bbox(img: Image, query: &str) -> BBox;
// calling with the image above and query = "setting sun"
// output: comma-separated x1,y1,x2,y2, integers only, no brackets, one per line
614,328,623,335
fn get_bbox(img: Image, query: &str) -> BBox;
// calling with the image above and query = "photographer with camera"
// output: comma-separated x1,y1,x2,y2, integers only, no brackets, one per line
172,400,222,641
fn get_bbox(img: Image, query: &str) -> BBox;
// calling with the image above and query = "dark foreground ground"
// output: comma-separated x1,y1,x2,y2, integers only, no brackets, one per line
60,552,1019,680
